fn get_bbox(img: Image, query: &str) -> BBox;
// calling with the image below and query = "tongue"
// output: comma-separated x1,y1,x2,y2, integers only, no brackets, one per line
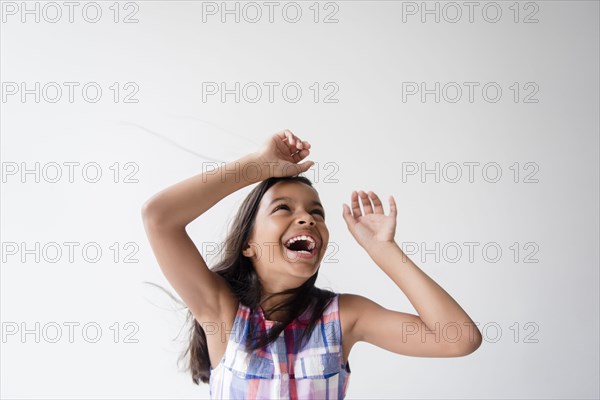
284,245,314,261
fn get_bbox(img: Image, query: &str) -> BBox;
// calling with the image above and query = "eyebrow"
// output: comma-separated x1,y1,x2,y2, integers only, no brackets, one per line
269,196,324,209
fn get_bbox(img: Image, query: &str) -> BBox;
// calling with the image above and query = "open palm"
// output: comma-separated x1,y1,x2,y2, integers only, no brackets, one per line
342,190,397,251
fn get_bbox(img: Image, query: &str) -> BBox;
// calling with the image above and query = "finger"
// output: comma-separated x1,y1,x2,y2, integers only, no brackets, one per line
369,191,384,214
285,131,304,156
342,203,356,227
389,195,397,218
277,131,295,156
292,149,310,162
296,148,310,159
302,141,311,149
359,190,373,214
277,131,293,151
288,131,300,147
283,130,295,146
350,191,362,218
291,133,305,150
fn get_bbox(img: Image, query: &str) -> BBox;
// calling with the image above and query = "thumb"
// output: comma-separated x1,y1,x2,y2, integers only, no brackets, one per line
297,160,314,173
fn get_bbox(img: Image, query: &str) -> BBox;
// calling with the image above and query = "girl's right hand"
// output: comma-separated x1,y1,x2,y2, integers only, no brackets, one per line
254,130,314,179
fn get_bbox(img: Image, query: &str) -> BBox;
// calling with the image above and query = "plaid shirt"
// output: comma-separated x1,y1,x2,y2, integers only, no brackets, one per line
209,293,351,399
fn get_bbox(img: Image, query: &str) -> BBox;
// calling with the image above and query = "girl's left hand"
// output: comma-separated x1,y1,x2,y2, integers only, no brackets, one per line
342,190,397,251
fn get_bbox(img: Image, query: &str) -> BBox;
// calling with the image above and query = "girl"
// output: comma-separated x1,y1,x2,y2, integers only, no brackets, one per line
141,129,482,399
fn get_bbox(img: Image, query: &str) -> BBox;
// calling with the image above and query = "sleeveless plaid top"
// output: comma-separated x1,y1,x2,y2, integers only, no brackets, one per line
209,293,351,399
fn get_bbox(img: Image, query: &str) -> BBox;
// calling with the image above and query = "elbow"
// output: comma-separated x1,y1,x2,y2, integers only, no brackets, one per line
141,200,154,221
141,199,165,227
453,333,483,357
451,320,484,357
141,199,187,230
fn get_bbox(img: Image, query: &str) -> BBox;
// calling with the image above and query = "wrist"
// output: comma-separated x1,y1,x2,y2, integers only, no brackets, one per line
365,240,399,258
234,152,272,184
244,152,289,181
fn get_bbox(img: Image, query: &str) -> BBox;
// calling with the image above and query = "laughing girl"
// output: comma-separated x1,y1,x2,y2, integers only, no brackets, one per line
141,129,482,399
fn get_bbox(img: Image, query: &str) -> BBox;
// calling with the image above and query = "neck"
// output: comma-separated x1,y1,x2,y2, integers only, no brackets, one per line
259,292,292,321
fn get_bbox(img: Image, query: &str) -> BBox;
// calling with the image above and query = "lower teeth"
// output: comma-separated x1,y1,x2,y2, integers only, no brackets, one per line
290,249,311,254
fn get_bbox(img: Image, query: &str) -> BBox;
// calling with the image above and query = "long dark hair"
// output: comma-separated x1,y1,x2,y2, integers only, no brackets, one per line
149,175,336,385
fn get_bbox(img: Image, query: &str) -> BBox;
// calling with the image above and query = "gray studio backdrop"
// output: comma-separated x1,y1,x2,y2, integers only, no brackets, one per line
1,1,598,399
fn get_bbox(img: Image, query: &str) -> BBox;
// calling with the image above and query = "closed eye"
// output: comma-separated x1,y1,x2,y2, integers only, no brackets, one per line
273,204,325,218
273,204,291,212
312,209,325,217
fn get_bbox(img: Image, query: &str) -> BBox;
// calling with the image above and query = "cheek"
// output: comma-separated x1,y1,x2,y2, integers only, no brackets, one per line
321,225,329,239
254,218,279,236
319,229,330,248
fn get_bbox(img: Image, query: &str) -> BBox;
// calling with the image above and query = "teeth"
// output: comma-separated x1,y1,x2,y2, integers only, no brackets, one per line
284,235,316,251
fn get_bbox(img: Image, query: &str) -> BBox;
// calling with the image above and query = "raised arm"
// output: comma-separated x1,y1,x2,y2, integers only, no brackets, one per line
341,190,483,357
141,152,261,323
140,130,314,324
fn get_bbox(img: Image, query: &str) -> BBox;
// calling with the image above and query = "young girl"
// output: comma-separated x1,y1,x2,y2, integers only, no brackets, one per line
141,129,482,399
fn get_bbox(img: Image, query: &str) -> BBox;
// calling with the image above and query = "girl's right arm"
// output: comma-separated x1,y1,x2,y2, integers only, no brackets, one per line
140,130,313,324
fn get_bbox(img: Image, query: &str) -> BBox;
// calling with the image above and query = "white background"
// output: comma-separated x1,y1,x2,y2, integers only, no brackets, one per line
1,1,598,398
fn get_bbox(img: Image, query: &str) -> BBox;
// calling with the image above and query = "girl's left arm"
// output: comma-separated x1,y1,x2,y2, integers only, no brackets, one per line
342,190,483,357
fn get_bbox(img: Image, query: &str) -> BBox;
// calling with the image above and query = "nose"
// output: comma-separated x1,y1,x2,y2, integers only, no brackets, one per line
297,213,316,226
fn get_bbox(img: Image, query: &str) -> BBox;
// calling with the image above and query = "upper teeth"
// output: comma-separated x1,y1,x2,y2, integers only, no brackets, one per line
284,235,316,251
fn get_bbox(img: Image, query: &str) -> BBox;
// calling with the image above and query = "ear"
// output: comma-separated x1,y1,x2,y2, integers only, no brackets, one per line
242,243,255,258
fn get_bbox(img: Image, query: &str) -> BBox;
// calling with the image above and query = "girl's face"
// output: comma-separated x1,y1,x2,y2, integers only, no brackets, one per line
243,181,329,292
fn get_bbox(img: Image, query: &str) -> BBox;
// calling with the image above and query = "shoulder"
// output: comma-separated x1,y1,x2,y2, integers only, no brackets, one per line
338,292,373,317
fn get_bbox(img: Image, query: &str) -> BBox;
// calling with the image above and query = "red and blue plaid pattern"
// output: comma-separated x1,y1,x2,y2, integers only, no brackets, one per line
209,293,351,399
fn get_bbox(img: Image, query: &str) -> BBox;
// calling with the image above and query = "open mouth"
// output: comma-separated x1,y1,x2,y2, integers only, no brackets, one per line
283,236,318,259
